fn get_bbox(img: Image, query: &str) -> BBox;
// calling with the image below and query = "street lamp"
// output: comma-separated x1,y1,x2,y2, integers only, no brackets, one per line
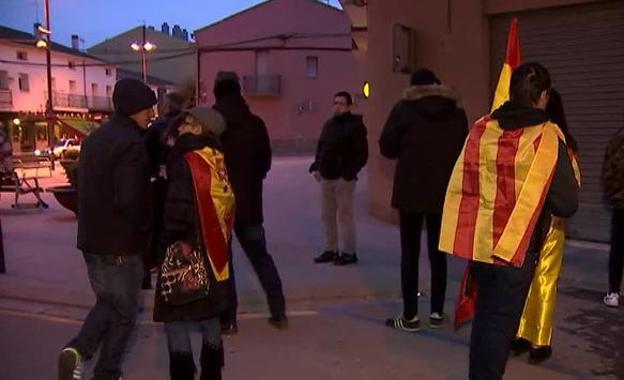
34,0,55,149
130,25,156,83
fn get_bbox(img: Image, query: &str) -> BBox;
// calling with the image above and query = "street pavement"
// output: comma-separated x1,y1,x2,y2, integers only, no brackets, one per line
0,158,622,379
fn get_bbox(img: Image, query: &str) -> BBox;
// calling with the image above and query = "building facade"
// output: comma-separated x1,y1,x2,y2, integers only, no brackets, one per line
195,0,365,153
0,25,117,153
339,0,624,241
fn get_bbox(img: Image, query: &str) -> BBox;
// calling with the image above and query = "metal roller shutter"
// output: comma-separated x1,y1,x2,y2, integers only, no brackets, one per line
490,1,624,242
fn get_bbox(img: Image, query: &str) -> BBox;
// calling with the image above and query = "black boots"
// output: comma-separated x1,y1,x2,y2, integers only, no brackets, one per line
169,352,196,380
200,342,224,380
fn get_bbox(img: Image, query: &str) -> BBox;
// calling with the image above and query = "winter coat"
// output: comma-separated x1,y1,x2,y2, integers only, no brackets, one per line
214,94,271,226
77,114,152,256
603,129,624,209
153,133,231,322
379,85,468,213
310,112,368,181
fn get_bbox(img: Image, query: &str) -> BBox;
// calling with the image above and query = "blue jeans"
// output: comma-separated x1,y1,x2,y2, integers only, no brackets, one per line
165,318,222,354
67,254,143,380
222,223,285,324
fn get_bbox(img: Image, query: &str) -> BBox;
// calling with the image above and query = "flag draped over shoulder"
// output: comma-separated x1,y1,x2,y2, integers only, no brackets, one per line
185,147,235,282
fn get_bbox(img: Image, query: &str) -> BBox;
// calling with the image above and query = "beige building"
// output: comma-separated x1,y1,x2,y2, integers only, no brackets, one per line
88,25,195,86
339,0,624,242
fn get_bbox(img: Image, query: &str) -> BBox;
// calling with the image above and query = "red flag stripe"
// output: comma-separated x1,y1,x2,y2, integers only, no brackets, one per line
453,120,488,257
505,19,521,68
493,129,523,246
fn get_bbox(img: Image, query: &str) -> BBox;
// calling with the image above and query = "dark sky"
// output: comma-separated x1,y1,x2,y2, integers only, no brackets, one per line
1,0,342,49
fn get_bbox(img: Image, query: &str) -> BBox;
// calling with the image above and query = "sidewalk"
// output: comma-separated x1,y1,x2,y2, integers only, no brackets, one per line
0,158,621,379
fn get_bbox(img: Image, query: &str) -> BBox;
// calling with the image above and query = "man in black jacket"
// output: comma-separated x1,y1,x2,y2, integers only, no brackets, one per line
58,78,156,380
311,91,368,266
380,69,468,331
213,71,287,332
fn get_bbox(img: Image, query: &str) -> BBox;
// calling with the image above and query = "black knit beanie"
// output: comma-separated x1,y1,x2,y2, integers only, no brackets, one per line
410,68,441,86
112,78,157,116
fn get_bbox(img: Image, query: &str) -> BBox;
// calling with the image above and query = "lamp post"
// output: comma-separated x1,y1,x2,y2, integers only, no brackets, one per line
35,0,55,166
131,25,156,83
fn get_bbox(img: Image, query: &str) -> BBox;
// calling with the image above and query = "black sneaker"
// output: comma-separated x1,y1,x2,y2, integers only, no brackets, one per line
510,337,531,356
58,347,83,380
334,252,358,266
528,345,552,364
268,315,289,330
385,315,421,332
314,250,338,263
429,312,445,329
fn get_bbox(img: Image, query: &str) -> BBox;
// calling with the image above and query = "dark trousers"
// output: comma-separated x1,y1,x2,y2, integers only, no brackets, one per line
67,254,143,380
222,223,285,324
608,208,624,293
399,211,447,319
469,253,538,380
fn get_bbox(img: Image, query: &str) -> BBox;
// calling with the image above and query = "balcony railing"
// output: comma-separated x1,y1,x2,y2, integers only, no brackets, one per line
242,75,282,96
0,89,12,109
47,92,88,109
89,96,113,111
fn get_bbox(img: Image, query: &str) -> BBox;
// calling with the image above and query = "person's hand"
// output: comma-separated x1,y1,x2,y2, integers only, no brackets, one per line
312,171,322,182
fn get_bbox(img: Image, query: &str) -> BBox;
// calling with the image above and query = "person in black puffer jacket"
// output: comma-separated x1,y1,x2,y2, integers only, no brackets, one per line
310,91,368,266
153,106,233,380
380,69,468,332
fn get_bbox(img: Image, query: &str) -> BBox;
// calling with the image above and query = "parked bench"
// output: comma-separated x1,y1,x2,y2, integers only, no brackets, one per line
0,171,49,209
12,155,53,177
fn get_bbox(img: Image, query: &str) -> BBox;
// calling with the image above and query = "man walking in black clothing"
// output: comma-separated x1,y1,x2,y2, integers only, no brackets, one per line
213,71,287,333
310,91,368,266
58,78,156,380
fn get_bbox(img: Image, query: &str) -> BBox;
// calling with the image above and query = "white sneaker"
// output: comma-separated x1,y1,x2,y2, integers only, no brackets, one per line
604,292,620,308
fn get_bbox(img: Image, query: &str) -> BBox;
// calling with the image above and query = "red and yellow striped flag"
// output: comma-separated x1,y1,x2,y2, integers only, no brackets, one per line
491,18,521,112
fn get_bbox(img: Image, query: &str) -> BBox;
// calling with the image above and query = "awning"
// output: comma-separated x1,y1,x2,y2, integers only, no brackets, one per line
57,118,99,136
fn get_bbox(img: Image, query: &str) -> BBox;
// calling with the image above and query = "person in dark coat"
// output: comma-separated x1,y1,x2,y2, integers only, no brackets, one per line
310,91,368,266
213,71,287,333
59,78,156,380
153,106,233,380
380,68,468,331
142,92,189,289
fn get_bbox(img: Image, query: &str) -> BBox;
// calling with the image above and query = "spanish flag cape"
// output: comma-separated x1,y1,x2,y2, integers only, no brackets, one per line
185,147,236,282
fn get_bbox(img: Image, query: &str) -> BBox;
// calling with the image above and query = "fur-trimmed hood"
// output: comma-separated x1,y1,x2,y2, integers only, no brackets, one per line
403,84,462,106
401,84,463,120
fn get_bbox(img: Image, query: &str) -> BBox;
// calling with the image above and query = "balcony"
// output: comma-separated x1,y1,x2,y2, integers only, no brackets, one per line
47,92,88,110
0,89,12,109
242,75,282,96
89,96,113,112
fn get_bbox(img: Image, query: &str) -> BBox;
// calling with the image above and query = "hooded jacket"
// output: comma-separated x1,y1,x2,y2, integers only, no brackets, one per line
379,84,468,213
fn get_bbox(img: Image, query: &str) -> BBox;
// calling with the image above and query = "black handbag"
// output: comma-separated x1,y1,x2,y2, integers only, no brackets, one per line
159,240,211,305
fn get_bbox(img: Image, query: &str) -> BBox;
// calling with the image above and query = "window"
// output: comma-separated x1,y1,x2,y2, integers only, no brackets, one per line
105,85,112,97
105,67,112,77
393,24,418,74
18,73,29,92
69,80,77,94
305,56,319,78
68,61,76,70
91,83,99,96
16,51,27,61
0,71,8,90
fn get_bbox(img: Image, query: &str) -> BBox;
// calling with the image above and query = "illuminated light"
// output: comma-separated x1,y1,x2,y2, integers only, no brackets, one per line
143,42,155,51
12,118,21,125
130,42,141,51
35,39,48,48
362,81,371,99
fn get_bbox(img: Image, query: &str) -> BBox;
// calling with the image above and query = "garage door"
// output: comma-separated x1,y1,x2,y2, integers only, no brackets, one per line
490,1,624,242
